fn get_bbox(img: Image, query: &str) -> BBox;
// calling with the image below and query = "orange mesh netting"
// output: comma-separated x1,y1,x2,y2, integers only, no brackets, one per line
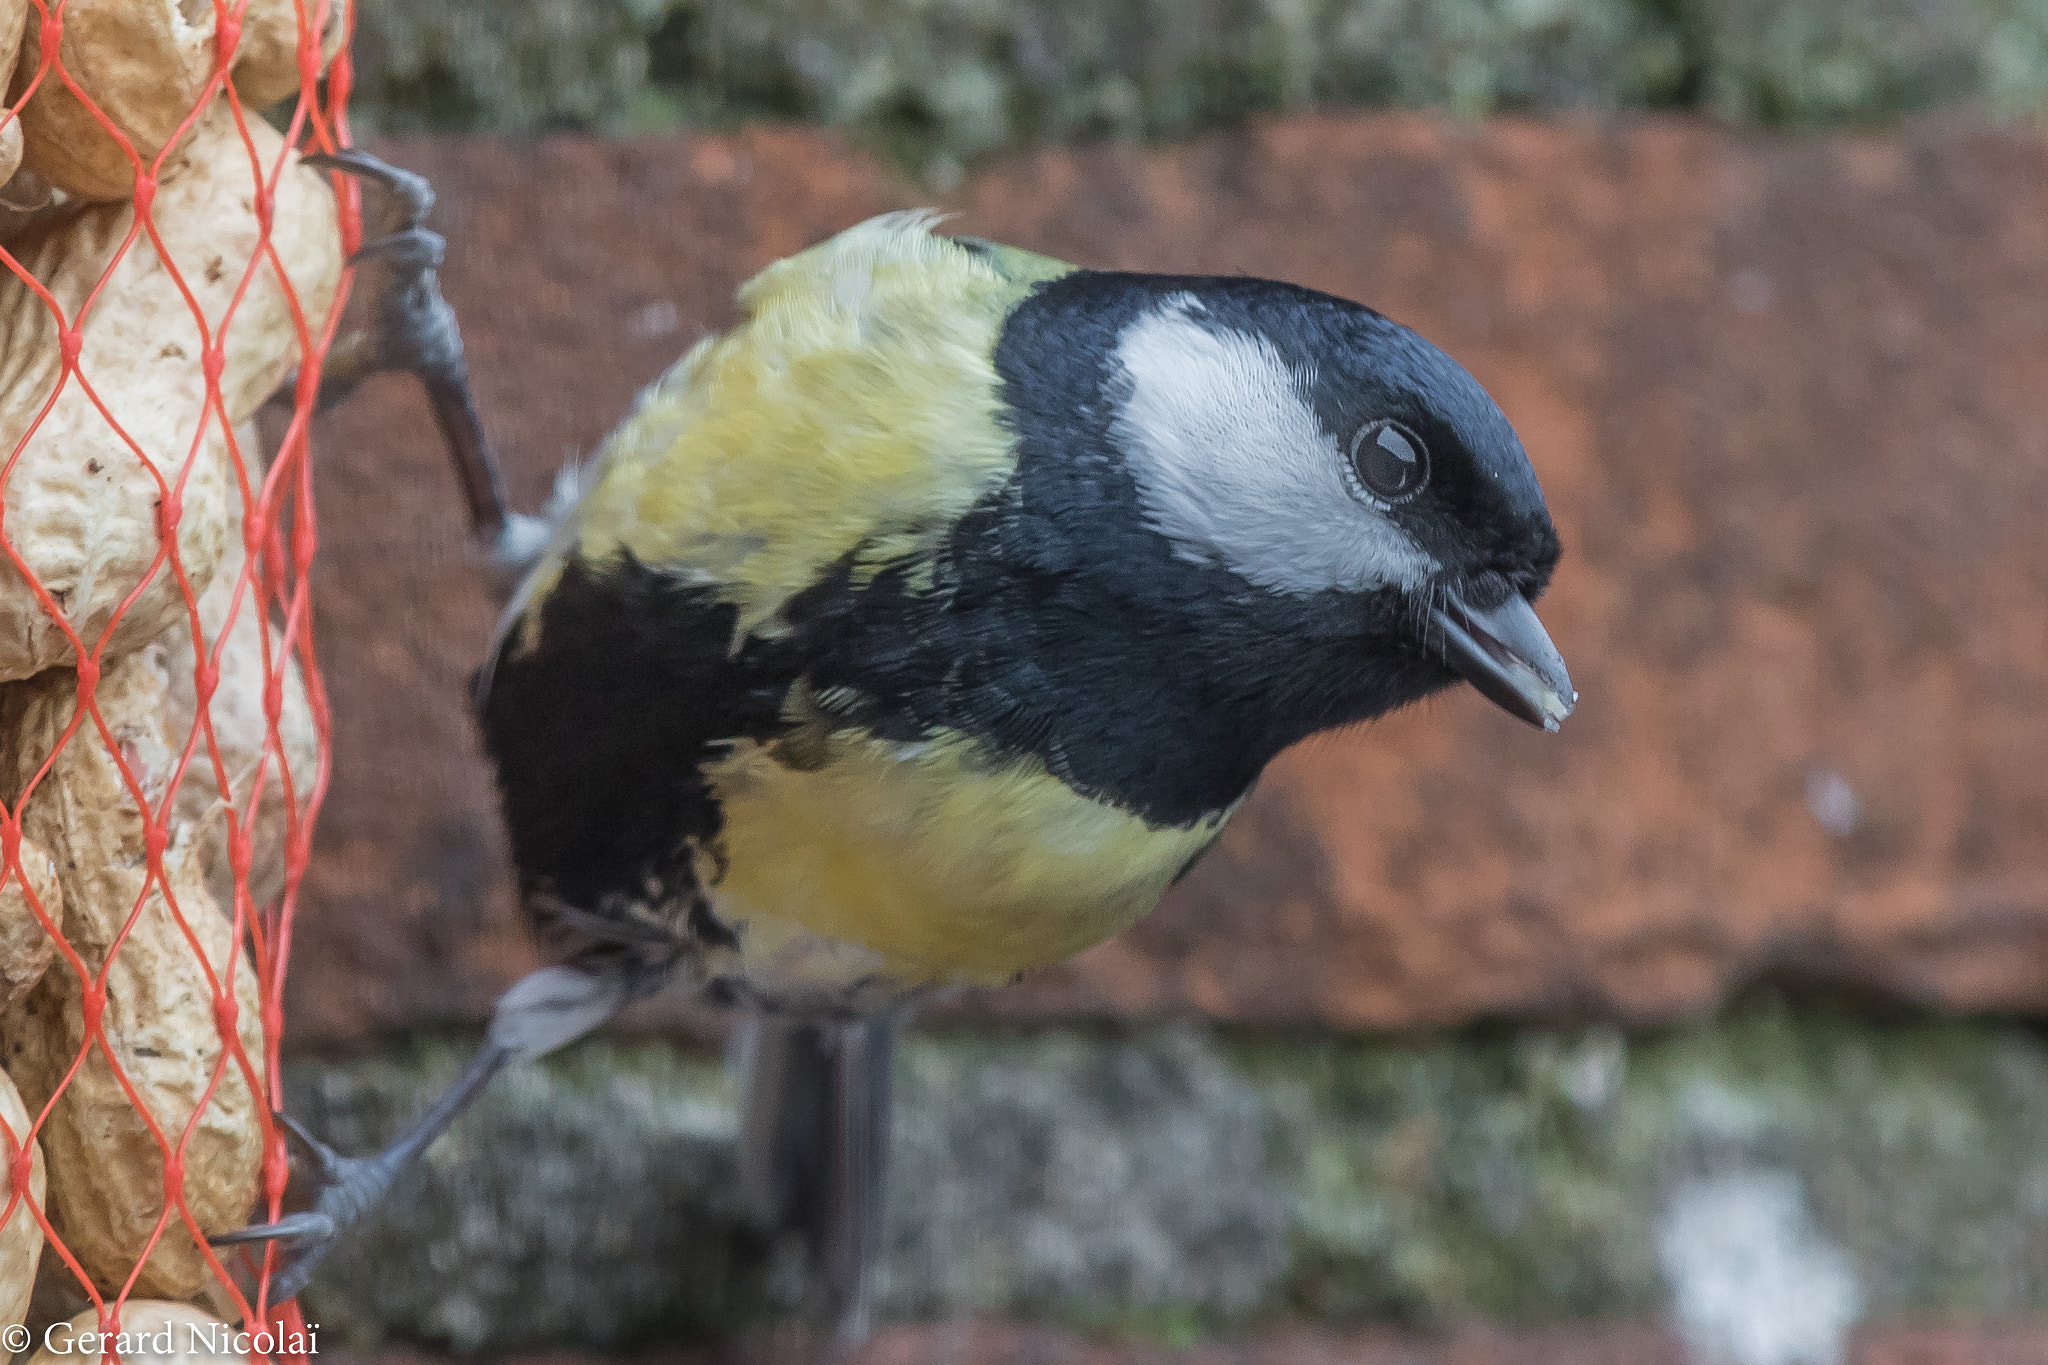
0,0,357,1352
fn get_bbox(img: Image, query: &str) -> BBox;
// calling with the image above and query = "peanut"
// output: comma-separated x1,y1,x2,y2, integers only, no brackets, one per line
0,1065,44,1342
11,0,219,202
163,474,319,915
0,646,264,1301
231,0,346,112
0,101,341,681
0,830,57,1015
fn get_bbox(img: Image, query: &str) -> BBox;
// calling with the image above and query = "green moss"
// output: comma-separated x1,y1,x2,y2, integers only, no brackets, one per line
344,0,2048,172
1688,0,2048,123
287,1034,769,1353
1244,1026,1663,1323
1231,1003,2048,1325
283,1005,2048,1349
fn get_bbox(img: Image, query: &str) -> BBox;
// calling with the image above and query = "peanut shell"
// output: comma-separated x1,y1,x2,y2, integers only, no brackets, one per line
0,115,21,190
0,0,23,77
12,0,217,201
231,0,347,111
0,102,342,681
0,646,264,1302
0,0,32,210
163,484,319,915
0,1066,44,1341
0,831,57,1015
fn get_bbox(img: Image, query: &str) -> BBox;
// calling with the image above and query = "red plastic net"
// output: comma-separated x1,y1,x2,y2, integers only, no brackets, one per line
0,0,357,1353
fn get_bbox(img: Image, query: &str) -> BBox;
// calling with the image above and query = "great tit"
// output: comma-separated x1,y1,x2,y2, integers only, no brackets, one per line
221,154,1574,1337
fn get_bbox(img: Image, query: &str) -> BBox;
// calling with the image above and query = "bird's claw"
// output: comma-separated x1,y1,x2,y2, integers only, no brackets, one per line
320,154,457,372
296,149,467,408
301,149,434,230
208,1112,396,1303
273,1109,346,1183
296,146,511,544
209,1209,336,1250
350,226,447,273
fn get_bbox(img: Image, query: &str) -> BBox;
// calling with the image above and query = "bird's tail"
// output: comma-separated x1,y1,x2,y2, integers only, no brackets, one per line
734,1013,895,1345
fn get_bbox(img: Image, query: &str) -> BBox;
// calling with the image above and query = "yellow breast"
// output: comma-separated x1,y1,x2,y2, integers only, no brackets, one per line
703,725,1227,987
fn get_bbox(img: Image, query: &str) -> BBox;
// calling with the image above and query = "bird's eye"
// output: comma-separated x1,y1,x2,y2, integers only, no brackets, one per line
1348,420,1429,504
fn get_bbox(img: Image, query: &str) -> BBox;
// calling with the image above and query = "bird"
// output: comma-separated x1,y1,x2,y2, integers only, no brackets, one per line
218,150,1576,1340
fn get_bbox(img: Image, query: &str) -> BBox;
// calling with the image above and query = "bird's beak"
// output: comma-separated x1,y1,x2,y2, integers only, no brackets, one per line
1427,587,1576,732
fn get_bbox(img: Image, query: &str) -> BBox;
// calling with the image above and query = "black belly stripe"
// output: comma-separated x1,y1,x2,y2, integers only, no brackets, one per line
479,517,1432,935
477,555,800,925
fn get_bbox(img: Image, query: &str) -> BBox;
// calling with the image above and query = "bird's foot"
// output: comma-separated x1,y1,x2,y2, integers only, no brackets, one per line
303,147,435,231
298,147,510,541
299,149,463,403
210,1112,403,1304
209,966,633,1303
207,965,632,1302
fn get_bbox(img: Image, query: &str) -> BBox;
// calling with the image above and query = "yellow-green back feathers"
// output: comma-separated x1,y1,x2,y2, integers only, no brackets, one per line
563,213,1071,639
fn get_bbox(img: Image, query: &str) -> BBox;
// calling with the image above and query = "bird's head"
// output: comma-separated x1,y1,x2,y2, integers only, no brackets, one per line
994,270,1574,757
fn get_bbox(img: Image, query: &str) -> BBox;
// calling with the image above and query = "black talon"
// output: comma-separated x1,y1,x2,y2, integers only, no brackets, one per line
207,1113,441,1301
273,1110,344,1181
210,1209,334,1249
302,149,434,229
213,1206,344,1304
208,1112,401,1301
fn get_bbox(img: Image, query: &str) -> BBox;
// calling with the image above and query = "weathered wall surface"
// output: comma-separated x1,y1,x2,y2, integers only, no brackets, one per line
297,116,2048,1044
291,1010,2048,1356
345,0,2048,169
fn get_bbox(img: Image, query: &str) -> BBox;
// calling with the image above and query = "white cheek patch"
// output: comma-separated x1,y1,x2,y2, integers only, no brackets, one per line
1110,296,1438,596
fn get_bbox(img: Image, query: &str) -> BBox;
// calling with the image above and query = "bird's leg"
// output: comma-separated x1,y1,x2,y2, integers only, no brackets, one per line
212,963,635,1302
294,149,512,547
737,1012,896,1349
